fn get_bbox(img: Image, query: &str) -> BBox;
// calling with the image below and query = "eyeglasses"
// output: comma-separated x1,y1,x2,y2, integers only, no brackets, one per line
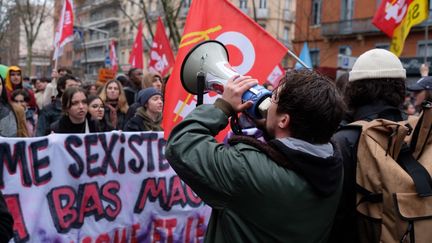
14,100,26,103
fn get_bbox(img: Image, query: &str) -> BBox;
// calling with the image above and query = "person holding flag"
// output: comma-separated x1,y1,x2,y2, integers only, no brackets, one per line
166,69,345,242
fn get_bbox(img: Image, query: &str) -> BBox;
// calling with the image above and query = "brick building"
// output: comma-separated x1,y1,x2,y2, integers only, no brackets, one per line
294,0,432,81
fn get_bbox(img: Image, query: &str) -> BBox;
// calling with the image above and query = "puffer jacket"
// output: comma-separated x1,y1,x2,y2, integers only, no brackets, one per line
166,102,343,243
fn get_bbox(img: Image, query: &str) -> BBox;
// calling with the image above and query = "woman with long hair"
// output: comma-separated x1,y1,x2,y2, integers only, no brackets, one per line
99,80,129,130
51,87,99,133
0,76,28,137
87,95,113,132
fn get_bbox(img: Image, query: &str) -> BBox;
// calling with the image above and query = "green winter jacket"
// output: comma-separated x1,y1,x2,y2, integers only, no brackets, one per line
166,103,343,243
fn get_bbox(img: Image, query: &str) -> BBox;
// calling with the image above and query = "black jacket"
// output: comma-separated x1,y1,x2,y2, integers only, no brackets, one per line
51,115,99,134
328,101,406,243
36,99,62,136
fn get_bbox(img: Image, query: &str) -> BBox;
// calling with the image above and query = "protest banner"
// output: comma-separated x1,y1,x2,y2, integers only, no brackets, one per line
1,131,211,242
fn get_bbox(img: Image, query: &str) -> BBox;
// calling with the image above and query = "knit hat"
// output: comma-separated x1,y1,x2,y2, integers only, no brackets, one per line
137,87,162,106
407,76,432,91
349,49,406,82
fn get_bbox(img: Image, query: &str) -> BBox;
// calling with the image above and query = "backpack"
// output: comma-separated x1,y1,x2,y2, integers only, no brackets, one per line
352,102,432,243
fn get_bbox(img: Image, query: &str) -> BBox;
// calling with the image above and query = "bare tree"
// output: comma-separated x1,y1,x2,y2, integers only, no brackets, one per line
14,0,52,76
0,0,14,43
117,0,184,49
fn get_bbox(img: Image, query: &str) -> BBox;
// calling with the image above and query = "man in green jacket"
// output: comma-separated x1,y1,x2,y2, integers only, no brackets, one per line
166,69,345,243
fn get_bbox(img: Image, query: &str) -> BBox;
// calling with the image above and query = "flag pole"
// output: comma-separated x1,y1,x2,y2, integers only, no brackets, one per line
288,49,310,69
425,23,429,65
54,44,59,71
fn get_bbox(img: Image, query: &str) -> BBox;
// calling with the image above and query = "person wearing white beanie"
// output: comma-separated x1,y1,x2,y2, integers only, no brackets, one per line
328,48,407,243
348,48,406,82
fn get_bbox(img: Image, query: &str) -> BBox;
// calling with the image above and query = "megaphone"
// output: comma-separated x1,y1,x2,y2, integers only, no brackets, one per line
180,40,272,119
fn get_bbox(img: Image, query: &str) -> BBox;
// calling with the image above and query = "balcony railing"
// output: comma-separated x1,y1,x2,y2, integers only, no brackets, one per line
321,18,379,37
257,8,269,19
283,9,295,22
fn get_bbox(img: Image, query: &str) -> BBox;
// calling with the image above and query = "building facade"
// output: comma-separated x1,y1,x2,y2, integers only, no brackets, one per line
73,0,121,81
294,0,432,80
52,0,297,82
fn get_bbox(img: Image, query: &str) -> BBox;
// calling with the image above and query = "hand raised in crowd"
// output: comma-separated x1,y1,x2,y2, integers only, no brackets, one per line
51,70,59,79
222,75,258,113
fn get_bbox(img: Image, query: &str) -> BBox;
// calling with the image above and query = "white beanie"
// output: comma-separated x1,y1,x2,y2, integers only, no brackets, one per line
349,49,406,82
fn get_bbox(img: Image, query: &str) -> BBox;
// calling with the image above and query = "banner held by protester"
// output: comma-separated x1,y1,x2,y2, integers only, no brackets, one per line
1,131,210,242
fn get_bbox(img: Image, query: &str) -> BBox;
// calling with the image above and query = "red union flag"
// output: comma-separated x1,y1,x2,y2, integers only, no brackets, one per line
53,0,74,60
372,0,411,37
372,0,428,56
148,17,175,77
162,0,287,140
129,21,144,69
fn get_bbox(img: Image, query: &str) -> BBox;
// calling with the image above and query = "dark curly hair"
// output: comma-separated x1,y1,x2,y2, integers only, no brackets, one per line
344,78,405,110
275,69,346,144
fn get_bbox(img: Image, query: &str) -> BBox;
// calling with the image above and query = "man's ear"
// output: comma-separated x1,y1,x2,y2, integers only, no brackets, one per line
278,113,290,129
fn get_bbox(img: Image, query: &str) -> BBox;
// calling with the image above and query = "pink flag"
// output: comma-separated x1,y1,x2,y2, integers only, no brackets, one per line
53,0,74,60
148,17,175,77
109,40,118,73
129,21,144,69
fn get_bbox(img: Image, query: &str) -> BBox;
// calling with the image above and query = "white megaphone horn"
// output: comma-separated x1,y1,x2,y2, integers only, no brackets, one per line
180,40,272,119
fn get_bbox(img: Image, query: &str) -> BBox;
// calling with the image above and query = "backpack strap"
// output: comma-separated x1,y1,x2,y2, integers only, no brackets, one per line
397,143,432,197
356,184,383,205
410,101,432,159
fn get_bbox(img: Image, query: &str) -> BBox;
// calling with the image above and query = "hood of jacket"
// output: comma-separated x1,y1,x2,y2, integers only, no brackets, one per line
136,106,163,130
270,137,343,197
5,66,22,92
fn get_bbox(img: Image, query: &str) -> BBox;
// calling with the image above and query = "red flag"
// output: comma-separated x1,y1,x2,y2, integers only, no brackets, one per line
148,17,175,77
109,40,118,73
129,21,144,69
162,0,287,140
372,0,411,37
53,0,74,60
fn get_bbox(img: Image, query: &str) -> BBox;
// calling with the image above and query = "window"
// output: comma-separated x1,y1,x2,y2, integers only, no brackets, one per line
259,0,267,8
310,49,320,67
284,0,291,9
418,41,432,57
341,0,354,20
240,0,248,9
339,46,352,56
311,0,321,25
283,27,290,41
375,43,390,50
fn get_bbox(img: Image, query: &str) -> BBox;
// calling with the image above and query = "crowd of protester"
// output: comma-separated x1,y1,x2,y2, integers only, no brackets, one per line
0,65,165,138
1,49,432,242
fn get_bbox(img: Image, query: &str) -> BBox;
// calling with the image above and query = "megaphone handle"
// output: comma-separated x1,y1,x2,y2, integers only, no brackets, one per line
196,71,206,106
